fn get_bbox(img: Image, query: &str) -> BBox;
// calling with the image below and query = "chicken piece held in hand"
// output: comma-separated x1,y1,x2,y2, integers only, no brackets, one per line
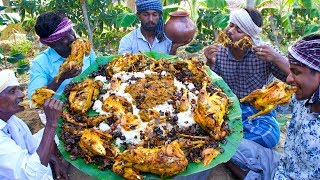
240,81,297,119
31,87,55,109
56,39,91,82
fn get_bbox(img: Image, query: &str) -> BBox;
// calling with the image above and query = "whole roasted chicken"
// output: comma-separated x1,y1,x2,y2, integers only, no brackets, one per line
79,129,117,163
112,140,188,179
56,39,91,82
68,78,103,114
240,81,297,119
193,81,231,140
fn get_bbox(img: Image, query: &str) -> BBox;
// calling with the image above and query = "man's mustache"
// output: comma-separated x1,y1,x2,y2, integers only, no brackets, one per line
146,22,157,26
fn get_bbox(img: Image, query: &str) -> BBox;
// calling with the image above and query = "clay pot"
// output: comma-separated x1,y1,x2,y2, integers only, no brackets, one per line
164,11,197,44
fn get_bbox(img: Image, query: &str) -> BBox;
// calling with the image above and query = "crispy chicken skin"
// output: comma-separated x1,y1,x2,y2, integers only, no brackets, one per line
112,140,188,179
176,88,190,112
60,54,234,178
68,78,103,114
56,39,91,82
30,87,55,109
216,31,253,50
105,54,154,77
201,148,221,166
194,81,230,140
102,95,133,114
216,31,232,47
79,129,116,163
240,81,297,119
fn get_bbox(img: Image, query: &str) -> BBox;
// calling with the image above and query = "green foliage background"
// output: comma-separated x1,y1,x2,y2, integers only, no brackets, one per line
1,0,319,65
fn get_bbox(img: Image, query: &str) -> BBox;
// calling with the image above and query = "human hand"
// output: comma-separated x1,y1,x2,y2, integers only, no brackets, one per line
58,67,82,82
170,42,188,55
172,41,189,48
204,44,220,67
50,154,69,180
252,45,282,63
43,98,63,128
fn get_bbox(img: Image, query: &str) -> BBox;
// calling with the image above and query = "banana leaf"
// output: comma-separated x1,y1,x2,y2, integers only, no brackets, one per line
57,51,243,180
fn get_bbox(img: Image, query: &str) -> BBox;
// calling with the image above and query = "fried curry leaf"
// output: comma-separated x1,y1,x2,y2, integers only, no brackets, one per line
57,51,243,180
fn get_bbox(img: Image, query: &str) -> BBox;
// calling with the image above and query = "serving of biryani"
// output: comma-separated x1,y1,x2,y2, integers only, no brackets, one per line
59,53,240,179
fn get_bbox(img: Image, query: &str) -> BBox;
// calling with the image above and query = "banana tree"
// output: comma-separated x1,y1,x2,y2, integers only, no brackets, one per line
0,5,19,25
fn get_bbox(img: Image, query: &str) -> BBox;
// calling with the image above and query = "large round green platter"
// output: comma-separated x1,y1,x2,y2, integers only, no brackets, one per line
57,51,243,180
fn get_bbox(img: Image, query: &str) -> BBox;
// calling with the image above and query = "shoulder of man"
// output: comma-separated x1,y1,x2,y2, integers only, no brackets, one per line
32,48,52,63
121,29,139,41
8,115,30,130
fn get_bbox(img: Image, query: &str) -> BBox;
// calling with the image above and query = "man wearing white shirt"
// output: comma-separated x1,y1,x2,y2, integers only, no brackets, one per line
0,69,67,179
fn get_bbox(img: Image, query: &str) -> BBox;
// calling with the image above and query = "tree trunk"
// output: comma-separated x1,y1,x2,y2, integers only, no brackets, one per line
246,0,255,8
80,0,94,49
2,0,10,12
126,0,136,12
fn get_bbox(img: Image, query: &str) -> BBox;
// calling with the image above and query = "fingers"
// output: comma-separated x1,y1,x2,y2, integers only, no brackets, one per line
60,67,82,80
253,45,272,53
54,165,69,180
253,45,278,63
204,45,219,64
44,98,62,107
73,67,82,75
53,163,61,179
67,68,81,76
58,159,70,180
44,98,51,107
43,98,63,112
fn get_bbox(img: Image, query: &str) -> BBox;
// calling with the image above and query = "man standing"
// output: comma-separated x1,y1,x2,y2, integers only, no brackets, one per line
118,0,184,55
0,69,67,179
28,11,96,99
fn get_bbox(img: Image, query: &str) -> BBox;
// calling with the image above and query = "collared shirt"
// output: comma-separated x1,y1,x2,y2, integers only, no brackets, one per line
306,86,320,106
28,47,95,99
118,27,172,54
0,116,53,180
231,92,320,180
274,94,320,179
211,44,287,99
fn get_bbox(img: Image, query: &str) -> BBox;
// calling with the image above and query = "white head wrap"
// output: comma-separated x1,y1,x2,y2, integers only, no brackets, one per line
0,69,20,94
230,9,262,45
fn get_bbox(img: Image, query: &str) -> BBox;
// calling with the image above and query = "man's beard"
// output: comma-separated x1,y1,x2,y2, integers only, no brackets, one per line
141,22,157,32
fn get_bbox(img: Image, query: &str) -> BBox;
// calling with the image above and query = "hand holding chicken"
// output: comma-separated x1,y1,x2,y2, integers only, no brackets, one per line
31,87,55,109
240,81,297,119
56,39,91,82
